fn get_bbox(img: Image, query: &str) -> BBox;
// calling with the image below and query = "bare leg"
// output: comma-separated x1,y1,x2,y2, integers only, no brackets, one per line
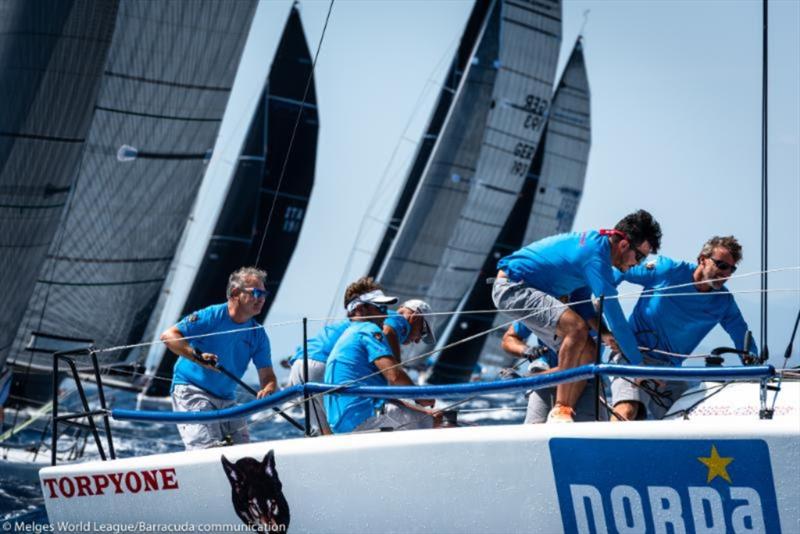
553,309,595,408
611,401,639,422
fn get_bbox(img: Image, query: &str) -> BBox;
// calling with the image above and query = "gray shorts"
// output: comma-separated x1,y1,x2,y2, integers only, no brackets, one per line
355,401,434,432
609,353,690,420
492,277,567,351
171,384,249,450
288,358,331,434
524,376,605,423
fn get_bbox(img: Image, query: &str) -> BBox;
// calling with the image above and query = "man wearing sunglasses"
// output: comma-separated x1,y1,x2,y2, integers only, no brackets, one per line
610,235,757,421
324,278,436,433
161,267,277,449
383,299,437,361
492,210,663,422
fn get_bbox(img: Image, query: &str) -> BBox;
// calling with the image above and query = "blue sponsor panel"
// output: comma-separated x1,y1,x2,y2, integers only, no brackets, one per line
550,439,780,534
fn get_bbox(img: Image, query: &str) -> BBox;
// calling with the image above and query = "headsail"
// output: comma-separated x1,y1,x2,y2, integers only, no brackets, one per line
367,0,493,278
142,5,319,399
6,1,258,392
0,0,119,372
429,37,591,382
372,0,561,339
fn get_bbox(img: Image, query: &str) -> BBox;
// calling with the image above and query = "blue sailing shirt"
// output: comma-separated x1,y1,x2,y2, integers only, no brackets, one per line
498,230,644,363
289,319,350,364
324,321,394,433
171,303,271,400
615,256,757,365
384,310,411,345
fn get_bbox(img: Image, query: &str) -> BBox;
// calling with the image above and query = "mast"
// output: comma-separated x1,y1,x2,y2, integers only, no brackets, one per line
760,0,769,359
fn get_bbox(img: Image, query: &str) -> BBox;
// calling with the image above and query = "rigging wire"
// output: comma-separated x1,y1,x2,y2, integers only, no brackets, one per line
254,0,335,265
325,35,463,322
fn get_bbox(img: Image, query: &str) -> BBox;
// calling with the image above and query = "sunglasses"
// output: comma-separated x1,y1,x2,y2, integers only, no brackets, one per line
709,257,737,273
242,288,267,299
632,247,648,264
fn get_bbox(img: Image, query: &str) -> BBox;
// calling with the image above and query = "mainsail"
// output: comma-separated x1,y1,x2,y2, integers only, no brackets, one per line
0,0,119,372
372,0,561,340
143,5,319,399
6,0,258,396
429,37,591,382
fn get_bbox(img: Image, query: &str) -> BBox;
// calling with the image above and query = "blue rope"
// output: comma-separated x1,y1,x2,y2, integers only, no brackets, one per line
111,364,774,423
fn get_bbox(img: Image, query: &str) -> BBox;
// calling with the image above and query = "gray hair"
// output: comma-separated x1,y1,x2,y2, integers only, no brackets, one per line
698,236,743,264
226,266,267,298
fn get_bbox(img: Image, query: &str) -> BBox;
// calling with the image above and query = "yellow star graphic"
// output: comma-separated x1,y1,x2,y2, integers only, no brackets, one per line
698,445,734,484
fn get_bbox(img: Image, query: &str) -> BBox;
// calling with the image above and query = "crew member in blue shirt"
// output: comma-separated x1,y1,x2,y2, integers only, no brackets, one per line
610,235,757,421
324,277,436,433
493,210,662,422
161,267,277,449
286,288,435,433
382,299,437,362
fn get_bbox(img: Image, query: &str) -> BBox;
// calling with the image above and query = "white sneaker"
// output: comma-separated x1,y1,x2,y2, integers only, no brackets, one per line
547,404,576,423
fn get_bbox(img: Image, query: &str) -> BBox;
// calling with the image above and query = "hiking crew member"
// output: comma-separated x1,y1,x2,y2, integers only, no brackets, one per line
324,278,436,433
161,267,277,449
610,236,757,421
493,210,662,422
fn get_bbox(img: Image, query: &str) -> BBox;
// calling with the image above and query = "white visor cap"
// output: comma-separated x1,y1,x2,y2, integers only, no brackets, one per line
401,299,436,344
346,290,398,314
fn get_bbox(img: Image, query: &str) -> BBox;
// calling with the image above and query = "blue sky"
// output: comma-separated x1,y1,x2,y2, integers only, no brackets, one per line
154,0,799,377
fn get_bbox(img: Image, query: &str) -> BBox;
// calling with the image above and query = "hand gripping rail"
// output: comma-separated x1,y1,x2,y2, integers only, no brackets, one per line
111,364,775,424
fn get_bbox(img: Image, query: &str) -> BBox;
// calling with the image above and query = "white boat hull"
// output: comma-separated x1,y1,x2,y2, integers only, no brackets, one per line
41,416,799,533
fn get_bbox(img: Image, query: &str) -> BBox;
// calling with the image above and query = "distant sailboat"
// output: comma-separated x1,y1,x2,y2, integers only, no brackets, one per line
142,5,319,400
3,1,258,412
370,0,562,344
429,37,591,383
0,0,120,400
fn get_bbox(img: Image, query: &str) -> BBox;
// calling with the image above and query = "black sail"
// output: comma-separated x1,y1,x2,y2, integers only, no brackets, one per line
429,37,591,383
427,127,548,383
367,0,493,278
6,0,258,394
143,6,319,398
371,0,561,354
0,0,119,371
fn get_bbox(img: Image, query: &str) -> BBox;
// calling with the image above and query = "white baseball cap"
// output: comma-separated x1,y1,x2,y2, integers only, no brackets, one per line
401,299,436,344
346,290,398,313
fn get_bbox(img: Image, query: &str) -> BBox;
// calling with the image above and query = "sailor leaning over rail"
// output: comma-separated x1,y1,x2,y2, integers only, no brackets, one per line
492,209,662,423
287,276,436,434
324,277,438,433
160,266,278,449
609,235,758,421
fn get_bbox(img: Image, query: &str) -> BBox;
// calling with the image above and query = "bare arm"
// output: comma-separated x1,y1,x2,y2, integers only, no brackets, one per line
501,326,529,358
382,324,402,360
159,325,218,370
256,367,278,399
373,356,433,407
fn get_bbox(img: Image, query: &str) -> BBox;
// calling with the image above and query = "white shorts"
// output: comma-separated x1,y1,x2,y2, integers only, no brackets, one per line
171,384,249,450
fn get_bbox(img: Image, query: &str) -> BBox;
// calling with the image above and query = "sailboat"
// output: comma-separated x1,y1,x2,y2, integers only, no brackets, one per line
35,0,800,531
429,37,591,383
370,0,562,341
1,0,258,465
140,4,319,402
